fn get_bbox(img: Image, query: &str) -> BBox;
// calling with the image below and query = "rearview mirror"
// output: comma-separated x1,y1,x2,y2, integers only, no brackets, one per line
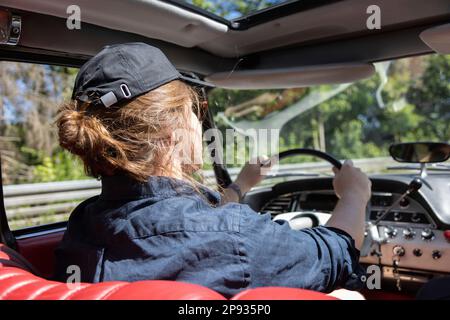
389,142,450,163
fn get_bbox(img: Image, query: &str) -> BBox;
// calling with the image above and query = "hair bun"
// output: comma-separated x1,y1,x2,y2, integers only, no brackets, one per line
56,101,124,177
57,108,85,155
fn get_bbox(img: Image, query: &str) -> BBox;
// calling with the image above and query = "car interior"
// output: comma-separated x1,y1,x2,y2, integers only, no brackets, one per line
0,0,449,300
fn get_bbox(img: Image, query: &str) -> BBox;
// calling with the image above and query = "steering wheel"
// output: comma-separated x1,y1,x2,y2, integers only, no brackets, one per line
268,148,372,256
272,148,343,228
277,148,342,169
268,148,371,242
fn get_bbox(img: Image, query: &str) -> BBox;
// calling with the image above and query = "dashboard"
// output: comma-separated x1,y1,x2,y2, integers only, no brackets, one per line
243,174,450,291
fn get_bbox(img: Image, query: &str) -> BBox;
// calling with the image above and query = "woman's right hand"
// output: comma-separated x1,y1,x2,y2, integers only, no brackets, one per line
332,160,371,205
327,160,371,249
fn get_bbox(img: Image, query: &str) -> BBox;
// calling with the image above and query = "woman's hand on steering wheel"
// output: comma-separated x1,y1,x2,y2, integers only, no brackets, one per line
332,159,372,204
234,155,278,194
229,149,371,250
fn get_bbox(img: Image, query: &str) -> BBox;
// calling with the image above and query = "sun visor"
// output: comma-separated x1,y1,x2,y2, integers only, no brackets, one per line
205,63,376,89
420,23,450,54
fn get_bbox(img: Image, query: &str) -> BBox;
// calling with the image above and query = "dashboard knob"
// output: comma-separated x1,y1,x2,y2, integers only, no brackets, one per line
403,228,415,240
385,226,397,238
393,245,405,257
421,229,435,241
432,250,442,260
399,197,410,208
393,212,403,222
411,213,422,223
413,248,423,257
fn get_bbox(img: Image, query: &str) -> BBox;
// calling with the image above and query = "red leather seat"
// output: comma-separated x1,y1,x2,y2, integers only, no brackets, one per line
232,287,337,300
0,267,227,300
0,243,336,300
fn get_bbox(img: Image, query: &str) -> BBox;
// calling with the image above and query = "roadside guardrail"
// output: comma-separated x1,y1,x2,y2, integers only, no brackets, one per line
4,157,393,220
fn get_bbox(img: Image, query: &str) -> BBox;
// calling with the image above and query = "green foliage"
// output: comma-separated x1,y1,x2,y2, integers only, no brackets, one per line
19,147,87,183
33,150,87,182
189,0,283,19
406,54,450,140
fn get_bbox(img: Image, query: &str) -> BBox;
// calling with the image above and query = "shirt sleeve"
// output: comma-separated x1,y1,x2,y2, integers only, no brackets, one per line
238,205,366,292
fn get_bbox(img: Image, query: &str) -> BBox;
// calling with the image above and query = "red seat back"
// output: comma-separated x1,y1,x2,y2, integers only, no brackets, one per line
0,243,337,300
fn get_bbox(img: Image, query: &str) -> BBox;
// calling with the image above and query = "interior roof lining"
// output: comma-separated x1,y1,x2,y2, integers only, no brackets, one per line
0,6,444,78
163,0,343,30
4,9,235,76
0,0,229,49
3,0,450,59
251,22,440,70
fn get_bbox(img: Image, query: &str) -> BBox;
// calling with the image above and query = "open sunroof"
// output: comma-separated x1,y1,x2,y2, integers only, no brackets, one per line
165,0,341,29
183,0,295,20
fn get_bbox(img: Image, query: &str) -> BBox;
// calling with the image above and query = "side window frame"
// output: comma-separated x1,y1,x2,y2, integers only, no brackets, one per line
0,51,85,243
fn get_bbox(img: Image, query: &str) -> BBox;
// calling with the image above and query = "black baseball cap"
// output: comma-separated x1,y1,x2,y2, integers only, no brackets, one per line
72,42,213,108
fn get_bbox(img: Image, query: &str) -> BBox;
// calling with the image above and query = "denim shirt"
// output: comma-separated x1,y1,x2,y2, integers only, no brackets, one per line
54,175,365,297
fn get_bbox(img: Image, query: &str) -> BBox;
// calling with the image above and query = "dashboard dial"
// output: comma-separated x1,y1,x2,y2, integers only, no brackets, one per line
421,229,435,241
403,228,415,240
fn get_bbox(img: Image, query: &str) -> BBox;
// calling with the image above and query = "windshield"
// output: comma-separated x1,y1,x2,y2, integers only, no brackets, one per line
205,53,450,179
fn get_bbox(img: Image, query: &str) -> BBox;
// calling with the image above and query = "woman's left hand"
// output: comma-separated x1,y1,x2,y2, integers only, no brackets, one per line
234,155,277,194
221,156,276,205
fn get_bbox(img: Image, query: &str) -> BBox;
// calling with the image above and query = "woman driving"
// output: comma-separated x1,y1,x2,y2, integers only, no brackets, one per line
54,42,372,298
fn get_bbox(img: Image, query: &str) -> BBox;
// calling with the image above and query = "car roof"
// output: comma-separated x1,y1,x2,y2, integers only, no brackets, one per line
1,0,449,77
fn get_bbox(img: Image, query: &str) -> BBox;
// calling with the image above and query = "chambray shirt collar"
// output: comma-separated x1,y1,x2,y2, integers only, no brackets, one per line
100,174,221,205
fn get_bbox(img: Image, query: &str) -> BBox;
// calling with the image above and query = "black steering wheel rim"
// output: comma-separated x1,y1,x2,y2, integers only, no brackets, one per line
275,147,371,238
277,148,342,169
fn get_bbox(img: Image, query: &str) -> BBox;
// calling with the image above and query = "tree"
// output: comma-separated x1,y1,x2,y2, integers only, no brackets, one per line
190,0,282,19
407,55,450,141
0,62,81,184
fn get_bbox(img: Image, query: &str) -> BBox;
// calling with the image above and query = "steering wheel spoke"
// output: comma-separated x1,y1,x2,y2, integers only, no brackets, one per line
272,211,332,230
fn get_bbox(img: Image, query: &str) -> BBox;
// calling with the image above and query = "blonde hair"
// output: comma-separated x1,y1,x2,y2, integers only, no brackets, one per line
56,80,203,183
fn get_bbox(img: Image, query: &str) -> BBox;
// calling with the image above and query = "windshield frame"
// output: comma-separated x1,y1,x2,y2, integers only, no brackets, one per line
163,0,342,30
